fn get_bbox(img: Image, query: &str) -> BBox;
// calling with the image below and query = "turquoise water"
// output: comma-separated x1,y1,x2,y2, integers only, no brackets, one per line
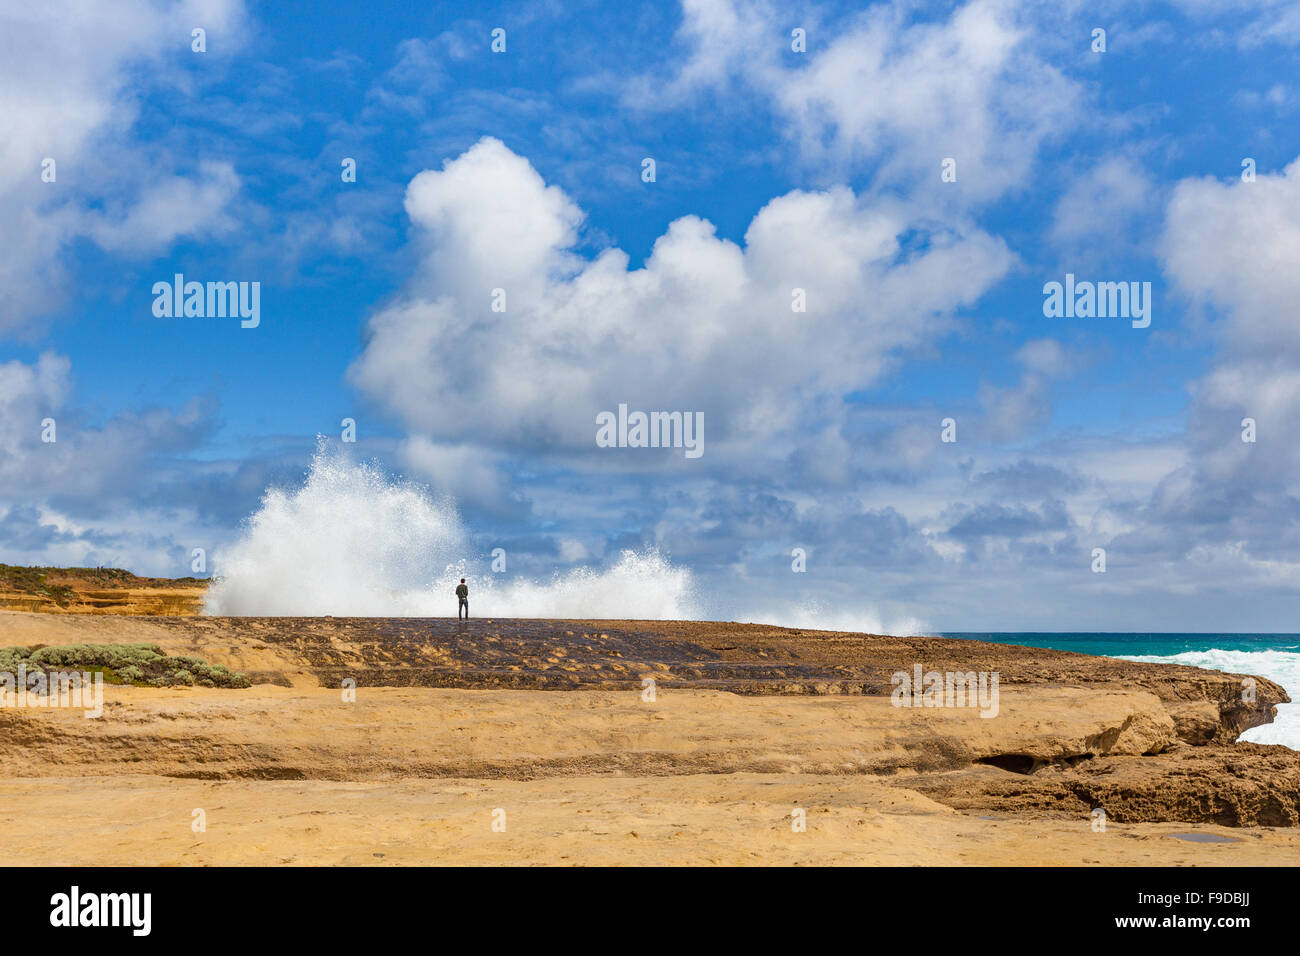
941,632,1300,656
941,633,1300,749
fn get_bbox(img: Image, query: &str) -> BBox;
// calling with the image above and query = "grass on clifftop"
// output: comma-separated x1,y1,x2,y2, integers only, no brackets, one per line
0,644,251,688
0,564,207,607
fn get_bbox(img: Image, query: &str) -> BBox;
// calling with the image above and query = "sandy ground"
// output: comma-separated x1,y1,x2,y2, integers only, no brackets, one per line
3,773,1293,866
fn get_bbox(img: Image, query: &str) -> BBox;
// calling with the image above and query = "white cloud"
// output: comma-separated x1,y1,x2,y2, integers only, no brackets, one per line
1159,156,1300,485
1016,338,1074,377
1161,157,1300,356
1166,0,1300,47
1153,154,1300,531
349,137,1015,457
0,349,230,573
0,353,72,454
1050,156,1156,250
396,436,519,515
629,0,1083,203
82,161,241,252
0,352,213,501
976,338,1078,441
0,0,247,333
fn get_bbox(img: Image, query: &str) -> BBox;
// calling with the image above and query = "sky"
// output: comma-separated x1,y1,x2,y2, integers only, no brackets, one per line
2,0,1300,631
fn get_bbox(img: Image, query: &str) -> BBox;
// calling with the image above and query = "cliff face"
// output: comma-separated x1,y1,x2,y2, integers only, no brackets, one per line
0,566,206,615
0,611,1295,842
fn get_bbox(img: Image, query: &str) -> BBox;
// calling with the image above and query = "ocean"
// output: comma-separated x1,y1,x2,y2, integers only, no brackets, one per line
942,633,1300,750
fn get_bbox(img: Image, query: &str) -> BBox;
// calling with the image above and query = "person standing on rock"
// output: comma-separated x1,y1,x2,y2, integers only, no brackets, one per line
456,579,469,620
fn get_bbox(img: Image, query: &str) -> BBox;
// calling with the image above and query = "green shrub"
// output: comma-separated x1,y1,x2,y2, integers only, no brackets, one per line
0,646,29,671
0,643,250,688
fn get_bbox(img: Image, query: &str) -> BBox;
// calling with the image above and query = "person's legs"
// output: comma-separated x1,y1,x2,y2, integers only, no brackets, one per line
459,598,468,620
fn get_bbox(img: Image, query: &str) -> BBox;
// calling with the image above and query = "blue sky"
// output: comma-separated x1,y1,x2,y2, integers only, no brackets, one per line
3,0,1300,631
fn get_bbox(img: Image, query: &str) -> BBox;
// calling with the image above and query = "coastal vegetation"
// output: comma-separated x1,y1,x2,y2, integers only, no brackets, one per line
0,643,250,688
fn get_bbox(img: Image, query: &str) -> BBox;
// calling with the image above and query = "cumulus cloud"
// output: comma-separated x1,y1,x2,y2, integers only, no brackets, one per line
350,136,1014,458
396,436,525,517
628,0,1082,203
977,338,1076,441
0,350,233,572
0,0,289,575
0,0,247,333
1050,156,1157,252
1130,154,1300,573
0,352,215,503
81,161,241,252
1162,157,1300,356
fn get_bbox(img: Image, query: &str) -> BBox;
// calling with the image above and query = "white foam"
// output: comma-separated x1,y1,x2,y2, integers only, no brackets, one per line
203,445,701,619
1120,648,1300,750
204,444,925,636
740,601,926,637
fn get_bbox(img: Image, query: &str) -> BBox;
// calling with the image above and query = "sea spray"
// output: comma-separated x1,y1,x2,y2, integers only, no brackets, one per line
1120,648,1300,749
203,447,465,615
743,601,926,638
203,445,701,619
478,549,698,620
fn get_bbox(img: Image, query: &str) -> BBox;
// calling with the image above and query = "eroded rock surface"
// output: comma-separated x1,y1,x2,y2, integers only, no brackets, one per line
1,612,1294,832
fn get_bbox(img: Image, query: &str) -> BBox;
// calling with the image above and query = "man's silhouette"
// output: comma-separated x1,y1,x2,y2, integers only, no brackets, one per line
455,578,469,619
